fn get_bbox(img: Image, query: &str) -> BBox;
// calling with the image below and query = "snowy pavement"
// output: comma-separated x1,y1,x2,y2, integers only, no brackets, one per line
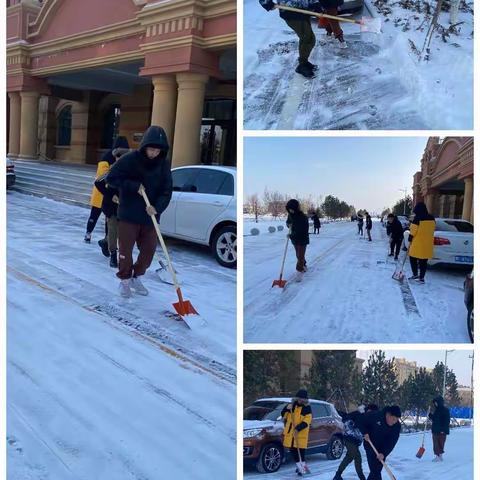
244,427,473,479
244,219,470,343
7,191,236,479
243,0,473,130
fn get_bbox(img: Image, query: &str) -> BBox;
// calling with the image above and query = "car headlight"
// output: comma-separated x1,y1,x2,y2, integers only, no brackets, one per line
244,428,264,439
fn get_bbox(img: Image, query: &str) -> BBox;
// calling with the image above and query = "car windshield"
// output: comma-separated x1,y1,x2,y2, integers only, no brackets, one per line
435,220,474,233
244,401,286,421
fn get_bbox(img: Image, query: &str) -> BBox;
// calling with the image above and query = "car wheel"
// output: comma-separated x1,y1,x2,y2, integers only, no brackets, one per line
256,443,283,474
326,435,344,460
467,306,474,343
212,225,236,268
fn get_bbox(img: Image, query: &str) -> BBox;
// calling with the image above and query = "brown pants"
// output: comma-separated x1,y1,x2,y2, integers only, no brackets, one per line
117,221,157,280
107,216,118,252
324,8,344,40
294,245,307,272
432,433,447,456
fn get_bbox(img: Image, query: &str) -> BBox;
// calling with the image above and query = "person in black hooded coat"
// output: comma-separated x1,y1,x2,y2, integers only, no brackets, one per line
358,406,401,480
312,213,321,234
94,136,130,268
428,396,450,461
386,214,404,260
106,126,172,298
286,199,309,273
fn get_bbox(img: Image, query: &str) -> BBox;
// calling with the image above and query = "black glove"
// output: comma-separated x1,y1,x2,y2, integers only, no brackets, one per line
259,0,275,11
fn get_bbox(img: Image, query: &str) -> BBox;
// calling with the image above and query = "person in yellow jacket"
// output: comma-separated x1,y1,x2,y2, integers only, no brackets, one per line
84,136,130,245
408,202,435,284
281,389,312,476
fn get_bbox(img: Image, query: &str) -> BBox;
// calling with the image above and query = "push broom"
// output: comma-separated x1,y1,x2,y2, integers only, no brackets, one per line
139,185,200,328
416,407,431,458
365,437,397,480
275,3,382,34
272,230,291,288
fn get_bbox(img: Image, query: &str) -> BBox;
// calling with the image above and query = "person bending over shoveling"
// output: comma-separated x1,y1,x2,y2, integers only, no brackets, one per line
286,199,309,274
260,0,323,78
359,405,401,480
386,214,404,261
281,389,313,476
106,126,172,298
333,404,379,480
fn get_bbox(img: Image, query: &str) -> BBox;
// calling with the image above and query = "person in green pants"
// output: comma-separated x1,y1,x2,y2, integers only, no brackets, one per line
259,0,322,78
334,404,379,480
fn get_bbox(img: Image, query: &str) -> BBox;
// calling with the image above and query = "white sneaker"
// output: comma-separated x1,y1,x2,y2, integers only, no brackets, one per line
339,40,348,49
119,279,132,298
84,232,92,243
432,455,442,462
130,276,149,296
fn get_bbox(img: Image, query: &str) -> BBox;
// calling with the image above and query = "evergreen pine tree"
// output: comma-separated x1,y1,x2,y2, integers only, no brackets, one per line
362,351,398,407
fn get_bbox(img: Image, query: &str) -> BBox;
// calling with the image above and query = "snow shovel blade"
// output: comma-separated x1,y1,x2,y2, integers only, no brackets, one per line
416,446,426,458
359,16,382,34
155,265,181,286
392,269,405,282
272,279,287,288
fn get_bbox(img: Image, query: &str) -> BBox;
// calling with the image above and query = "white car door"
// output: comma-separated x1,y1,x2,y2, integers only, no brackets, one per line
159,168,198,235
175,169,234,242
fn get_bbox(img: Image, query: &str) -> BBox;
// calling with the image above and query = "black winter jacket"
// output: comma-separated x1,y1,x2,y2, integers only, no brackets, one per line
366,215,373,230
429,396,450,435
358,409,401,458
312,214,321,228
386,217,404,240
106,126,172,226
286,211,310,246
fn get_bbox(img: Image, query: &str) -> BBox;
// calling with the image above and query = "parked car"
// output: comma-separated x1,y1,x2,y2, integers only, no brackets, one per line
430,218,473,266
464,270,473,343
396,215,410,231
159,165,236,268
6,157,15,188
244,397,344,474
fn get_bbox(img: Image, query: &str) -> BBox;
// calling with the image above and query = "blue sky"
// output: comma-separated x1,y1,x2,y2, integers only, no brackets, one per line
356,350,474,387
244,137,428,213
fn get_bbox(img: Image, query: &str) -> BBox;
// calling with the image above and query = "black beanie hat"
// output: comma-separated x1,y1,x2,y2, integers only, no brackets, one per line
295,389,308,400
386,405,402,418
286,199,300,212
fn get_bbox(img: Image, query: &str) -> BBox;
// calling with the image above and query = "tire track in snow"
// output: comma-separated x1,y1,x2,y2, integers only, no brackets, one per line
7,262,235,385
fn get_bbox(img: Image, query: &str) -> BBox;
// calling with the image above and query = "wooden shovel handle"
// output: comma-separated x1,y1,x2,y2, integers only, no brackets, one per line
365,438,397,480
138,185,180,290
275,4,358,24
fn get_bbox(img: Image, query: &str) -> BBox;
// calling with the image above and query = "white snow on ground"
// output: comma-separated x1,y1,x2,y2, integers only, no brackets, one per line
243,0,473,130
244,427,473,479
7,191,236,479
244,218,470,343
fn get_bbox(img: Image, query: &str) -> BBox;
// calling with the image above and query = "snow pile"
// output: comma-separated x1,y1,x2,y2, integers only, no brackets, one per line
370,0,473,128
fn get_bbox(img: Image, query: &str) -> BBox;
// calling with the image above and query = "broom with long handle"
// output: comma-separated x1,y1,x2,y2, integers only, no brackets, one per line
416,406,431,458
365,437,397,480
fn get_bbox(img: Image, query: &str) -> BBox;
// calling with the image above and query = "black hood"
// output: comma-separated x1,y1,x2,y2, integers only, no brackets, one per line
286,199,300,212
413,202,430,219
140,126,169,153
433,396,445,407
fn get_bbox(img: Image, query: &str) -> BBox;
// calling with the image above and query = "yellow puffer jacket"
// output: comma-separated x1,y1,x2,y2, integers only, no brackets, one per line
282,402,312,449
90,160,110,208
409,217,436,259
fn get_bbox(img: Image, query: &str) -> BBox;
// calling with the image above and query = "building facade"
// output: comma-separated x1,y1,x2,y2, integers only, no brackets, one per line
7,0,236,167
412,137,473,223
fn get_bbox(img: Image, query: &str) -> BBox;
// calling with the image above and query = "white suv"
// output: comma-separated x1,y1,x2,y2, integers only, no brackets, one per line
160,165,237,268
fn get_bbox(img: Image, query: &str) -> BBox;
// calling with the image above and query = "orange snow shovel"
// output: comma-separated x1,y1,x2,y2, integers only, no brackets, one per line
416,407,430,458
275,4,382,34
272,230,290,288
365,437,397,480
139,186,200,326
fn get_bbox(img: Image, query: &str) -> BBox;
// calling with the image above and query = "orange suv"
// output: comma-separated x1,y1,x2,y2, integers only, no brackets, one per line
244,397,344,474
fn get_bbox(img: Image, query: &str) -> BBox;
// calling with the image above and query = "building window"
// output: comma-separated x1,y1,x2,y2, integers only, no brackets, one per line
101,105,121,149
57,105,72,146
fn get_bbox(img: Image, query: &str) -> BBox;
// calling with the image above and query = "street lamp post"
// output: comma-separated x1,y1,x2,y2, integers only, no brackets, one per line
398,188,408,215
443,350,455,398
